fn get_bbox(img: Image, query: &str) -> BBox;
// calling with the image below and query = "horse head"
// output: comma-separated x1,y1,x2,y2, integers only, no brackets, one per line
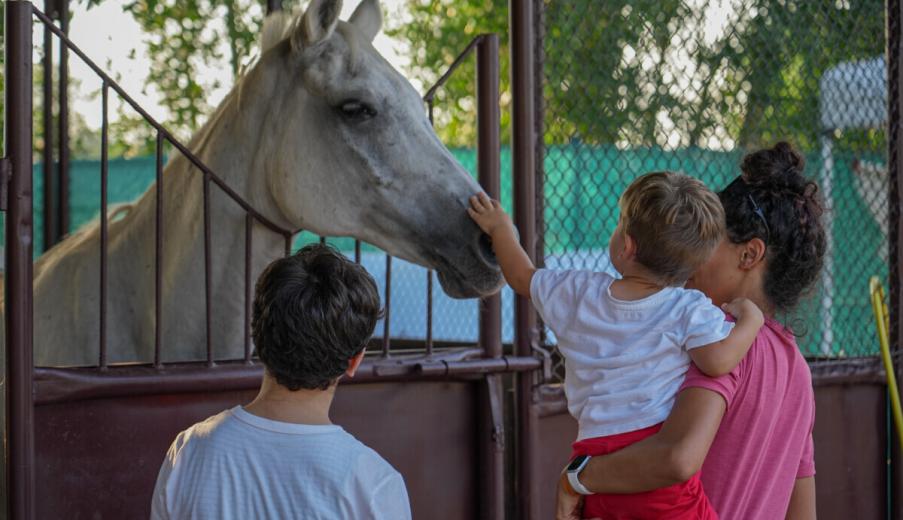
254,0,503,298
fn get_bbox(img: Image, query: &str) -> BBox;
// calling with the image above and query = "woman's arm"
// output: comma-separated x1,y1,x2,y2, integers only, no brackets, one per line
785,477,816,520
580,387,726,492
557,387,727,519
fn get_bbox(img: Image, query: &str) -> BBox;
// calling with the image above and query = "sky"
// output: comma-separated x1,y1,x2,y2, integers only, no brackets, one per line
58,0,412,131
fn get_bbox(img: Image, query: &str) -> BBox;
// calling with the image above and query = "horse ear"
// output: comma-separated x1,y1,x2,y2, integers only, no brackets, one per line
292,0,343,51
261,11,293,53
349,0,382,42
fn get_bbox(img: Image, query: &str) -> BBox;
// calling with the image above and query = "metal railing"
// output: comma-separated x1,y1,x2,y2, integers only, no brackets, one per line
4,3,538,517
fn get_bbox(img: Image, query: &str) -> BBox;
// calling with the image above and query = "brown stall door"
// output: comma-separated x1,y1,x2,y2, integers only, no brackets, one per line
35,381,481,519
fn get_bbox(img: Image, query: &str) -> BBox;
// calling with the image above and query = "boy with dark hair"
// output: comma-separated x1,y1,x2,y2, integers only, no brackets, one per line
151,244,410,520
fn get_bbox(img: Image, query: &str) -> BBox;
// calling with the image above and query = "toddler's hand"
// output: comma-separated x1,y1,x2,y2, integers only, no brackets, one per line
722,298,765,327
467,193,513,237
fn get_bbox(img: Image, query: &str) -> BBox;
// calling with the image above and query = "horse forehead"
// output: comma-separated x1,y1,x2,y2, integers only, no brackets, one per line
305,27,405,92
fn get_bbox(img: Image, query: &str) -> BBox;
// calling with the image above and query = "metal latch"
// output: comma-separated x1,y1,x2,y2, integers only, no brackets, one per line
0,157,10,212
486,374,505,450
531,341,554,382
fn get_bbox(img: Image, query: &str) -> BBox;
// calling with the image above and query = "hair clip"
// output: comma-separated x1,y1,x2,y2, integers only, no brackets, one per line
747,194,770,244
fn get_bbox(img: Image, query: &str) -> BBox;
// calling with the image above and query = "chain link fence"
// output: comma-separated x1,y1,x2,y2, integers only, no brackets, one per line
536,0,888,381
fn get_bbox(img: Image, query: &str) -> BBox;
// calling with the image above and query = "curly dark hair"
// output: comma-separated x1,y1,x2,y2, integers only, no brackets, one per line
252,244,382,391
719,142,827,314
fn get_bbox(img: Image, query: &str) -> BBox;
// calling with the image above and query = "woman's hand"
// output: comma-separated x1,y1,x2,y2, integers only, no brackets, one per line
467,193,514,238
556,473,595,520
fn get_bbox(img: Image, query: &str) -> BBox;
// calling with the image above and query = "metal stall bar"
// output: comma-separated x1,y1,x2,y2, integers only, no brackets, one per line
382,255,392,357
155,131,164,368
203,174,214,365
887,0,903,511
99,82,109,369
5,4,36,518
58,0,70,236
477,34,503,360
475,34,505,520
42,0,59,249
425,269,434,356
510,1,541,517
245,214,254,363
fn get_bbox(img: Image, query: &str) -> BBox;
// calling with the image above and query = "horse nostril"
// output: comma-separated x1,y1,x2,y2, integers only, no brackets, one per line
477,233,498,267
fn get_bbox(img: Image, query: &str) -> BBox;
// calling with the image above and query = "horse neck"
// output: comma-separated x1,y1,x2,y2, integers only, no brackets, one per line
140,61,292,288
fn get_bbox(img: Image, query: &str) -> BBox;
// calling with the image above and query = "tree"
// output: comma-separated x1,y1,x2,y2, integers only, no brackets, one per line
85,0,266,141
386,0,509,147
389,0,885,152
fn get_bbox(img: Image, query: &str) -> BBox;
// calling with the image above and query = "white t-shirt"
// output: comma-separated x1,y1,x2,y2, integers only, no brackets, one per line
150,406,411,520
530,269,733,440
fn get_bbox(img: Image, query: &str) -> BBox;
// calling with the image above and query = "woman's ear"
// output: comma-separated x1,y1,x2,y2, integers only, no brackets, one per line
738,238,767,270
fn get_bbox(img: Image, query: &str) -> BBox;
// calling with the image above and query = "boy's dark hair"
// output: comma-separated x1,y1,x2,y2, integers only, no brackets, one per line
619,171,726,286
720,141,826,313
252,244,382,391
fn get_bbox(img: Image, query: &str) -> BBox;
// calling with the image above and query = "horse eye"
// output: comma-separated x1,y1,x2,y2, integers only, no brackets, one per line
339,100,377,120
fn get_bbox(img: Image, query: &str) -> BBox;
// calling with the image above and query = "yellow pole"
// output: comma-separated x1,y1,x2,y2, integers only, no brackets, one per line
870,276,903,452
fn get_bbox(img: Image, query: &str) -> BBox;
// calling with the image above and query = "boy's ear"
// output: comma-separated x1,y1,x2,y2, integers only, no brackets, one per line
622,233,638,260
345,349,366,378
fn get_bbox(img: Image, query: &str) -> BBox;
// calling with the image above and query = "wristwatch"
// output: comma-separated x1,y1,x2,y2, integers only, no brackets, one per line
565,454,594,495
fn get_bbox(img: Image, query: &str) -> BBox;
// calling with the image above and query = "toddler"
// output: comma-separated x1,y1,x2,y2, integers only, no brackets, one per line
468,171,763,519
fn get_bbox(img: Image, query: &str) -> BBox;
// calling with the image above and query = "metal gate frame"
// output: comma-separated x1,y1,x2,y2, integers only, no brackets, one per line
3,2,542,518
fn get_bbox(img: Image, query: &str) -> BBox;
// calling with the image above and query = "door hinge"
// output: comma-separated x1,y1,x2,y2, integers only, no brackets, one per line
0,157,10,212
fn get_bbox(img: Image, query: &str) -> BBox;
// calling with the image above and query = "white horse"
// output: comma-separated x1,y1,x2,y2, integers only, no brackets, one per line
21,0,502,367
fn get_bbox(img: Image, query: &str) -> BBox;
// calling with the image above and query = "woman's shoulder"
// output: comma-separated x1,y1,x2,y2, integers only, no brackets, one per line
749,320,814,387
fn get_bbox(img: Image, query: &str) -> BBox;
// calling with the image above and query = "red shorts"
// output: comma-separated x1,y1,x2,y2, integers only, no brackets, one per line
571,423,717,520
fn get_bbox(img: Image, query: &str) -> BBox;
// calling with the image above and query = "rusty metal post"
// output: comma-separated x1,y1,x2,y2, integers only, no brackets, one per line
5,3,36,518
154,131,164,368
887,0,903,513
478,34,502,361
99,82,109,369
476,34,505,520
532,0,547,274
42,0,59,250
510,1,540,518
58,0,70,236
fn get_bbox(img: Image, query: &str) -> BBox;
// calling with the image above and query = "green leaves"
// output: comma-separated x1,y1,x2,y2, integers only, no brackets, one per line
114,0,263,140
386,0,509,146
389,0,885,152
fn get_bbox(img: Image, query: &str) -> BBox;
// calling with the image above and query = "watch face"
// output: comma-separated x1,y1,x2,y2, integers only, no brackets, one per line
567,455,589,472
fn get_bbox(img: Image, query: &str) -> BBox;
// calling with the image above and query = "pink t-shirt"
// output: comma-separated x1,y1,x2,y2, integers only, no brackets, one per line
680,317,816,519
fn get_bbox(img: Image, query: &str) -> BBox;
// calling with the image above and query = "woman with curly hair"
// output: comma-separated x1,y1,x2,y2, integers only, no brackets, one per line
557,142,826,519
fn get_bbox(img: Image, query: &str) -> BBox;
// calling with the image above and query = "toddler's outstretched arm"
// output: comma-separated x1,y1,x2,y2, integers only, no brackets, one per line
467,193,536,297
689,298,765,377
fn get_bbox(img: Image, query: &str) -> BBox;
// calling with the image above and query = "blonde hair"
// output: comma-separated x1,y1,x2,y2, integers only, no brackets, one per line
619,171,725,286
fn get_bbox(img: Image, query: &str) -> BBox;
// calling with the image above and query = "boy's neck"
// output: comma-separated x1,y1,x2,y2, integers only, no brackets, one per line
244,372,336,425
610,267,667,301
